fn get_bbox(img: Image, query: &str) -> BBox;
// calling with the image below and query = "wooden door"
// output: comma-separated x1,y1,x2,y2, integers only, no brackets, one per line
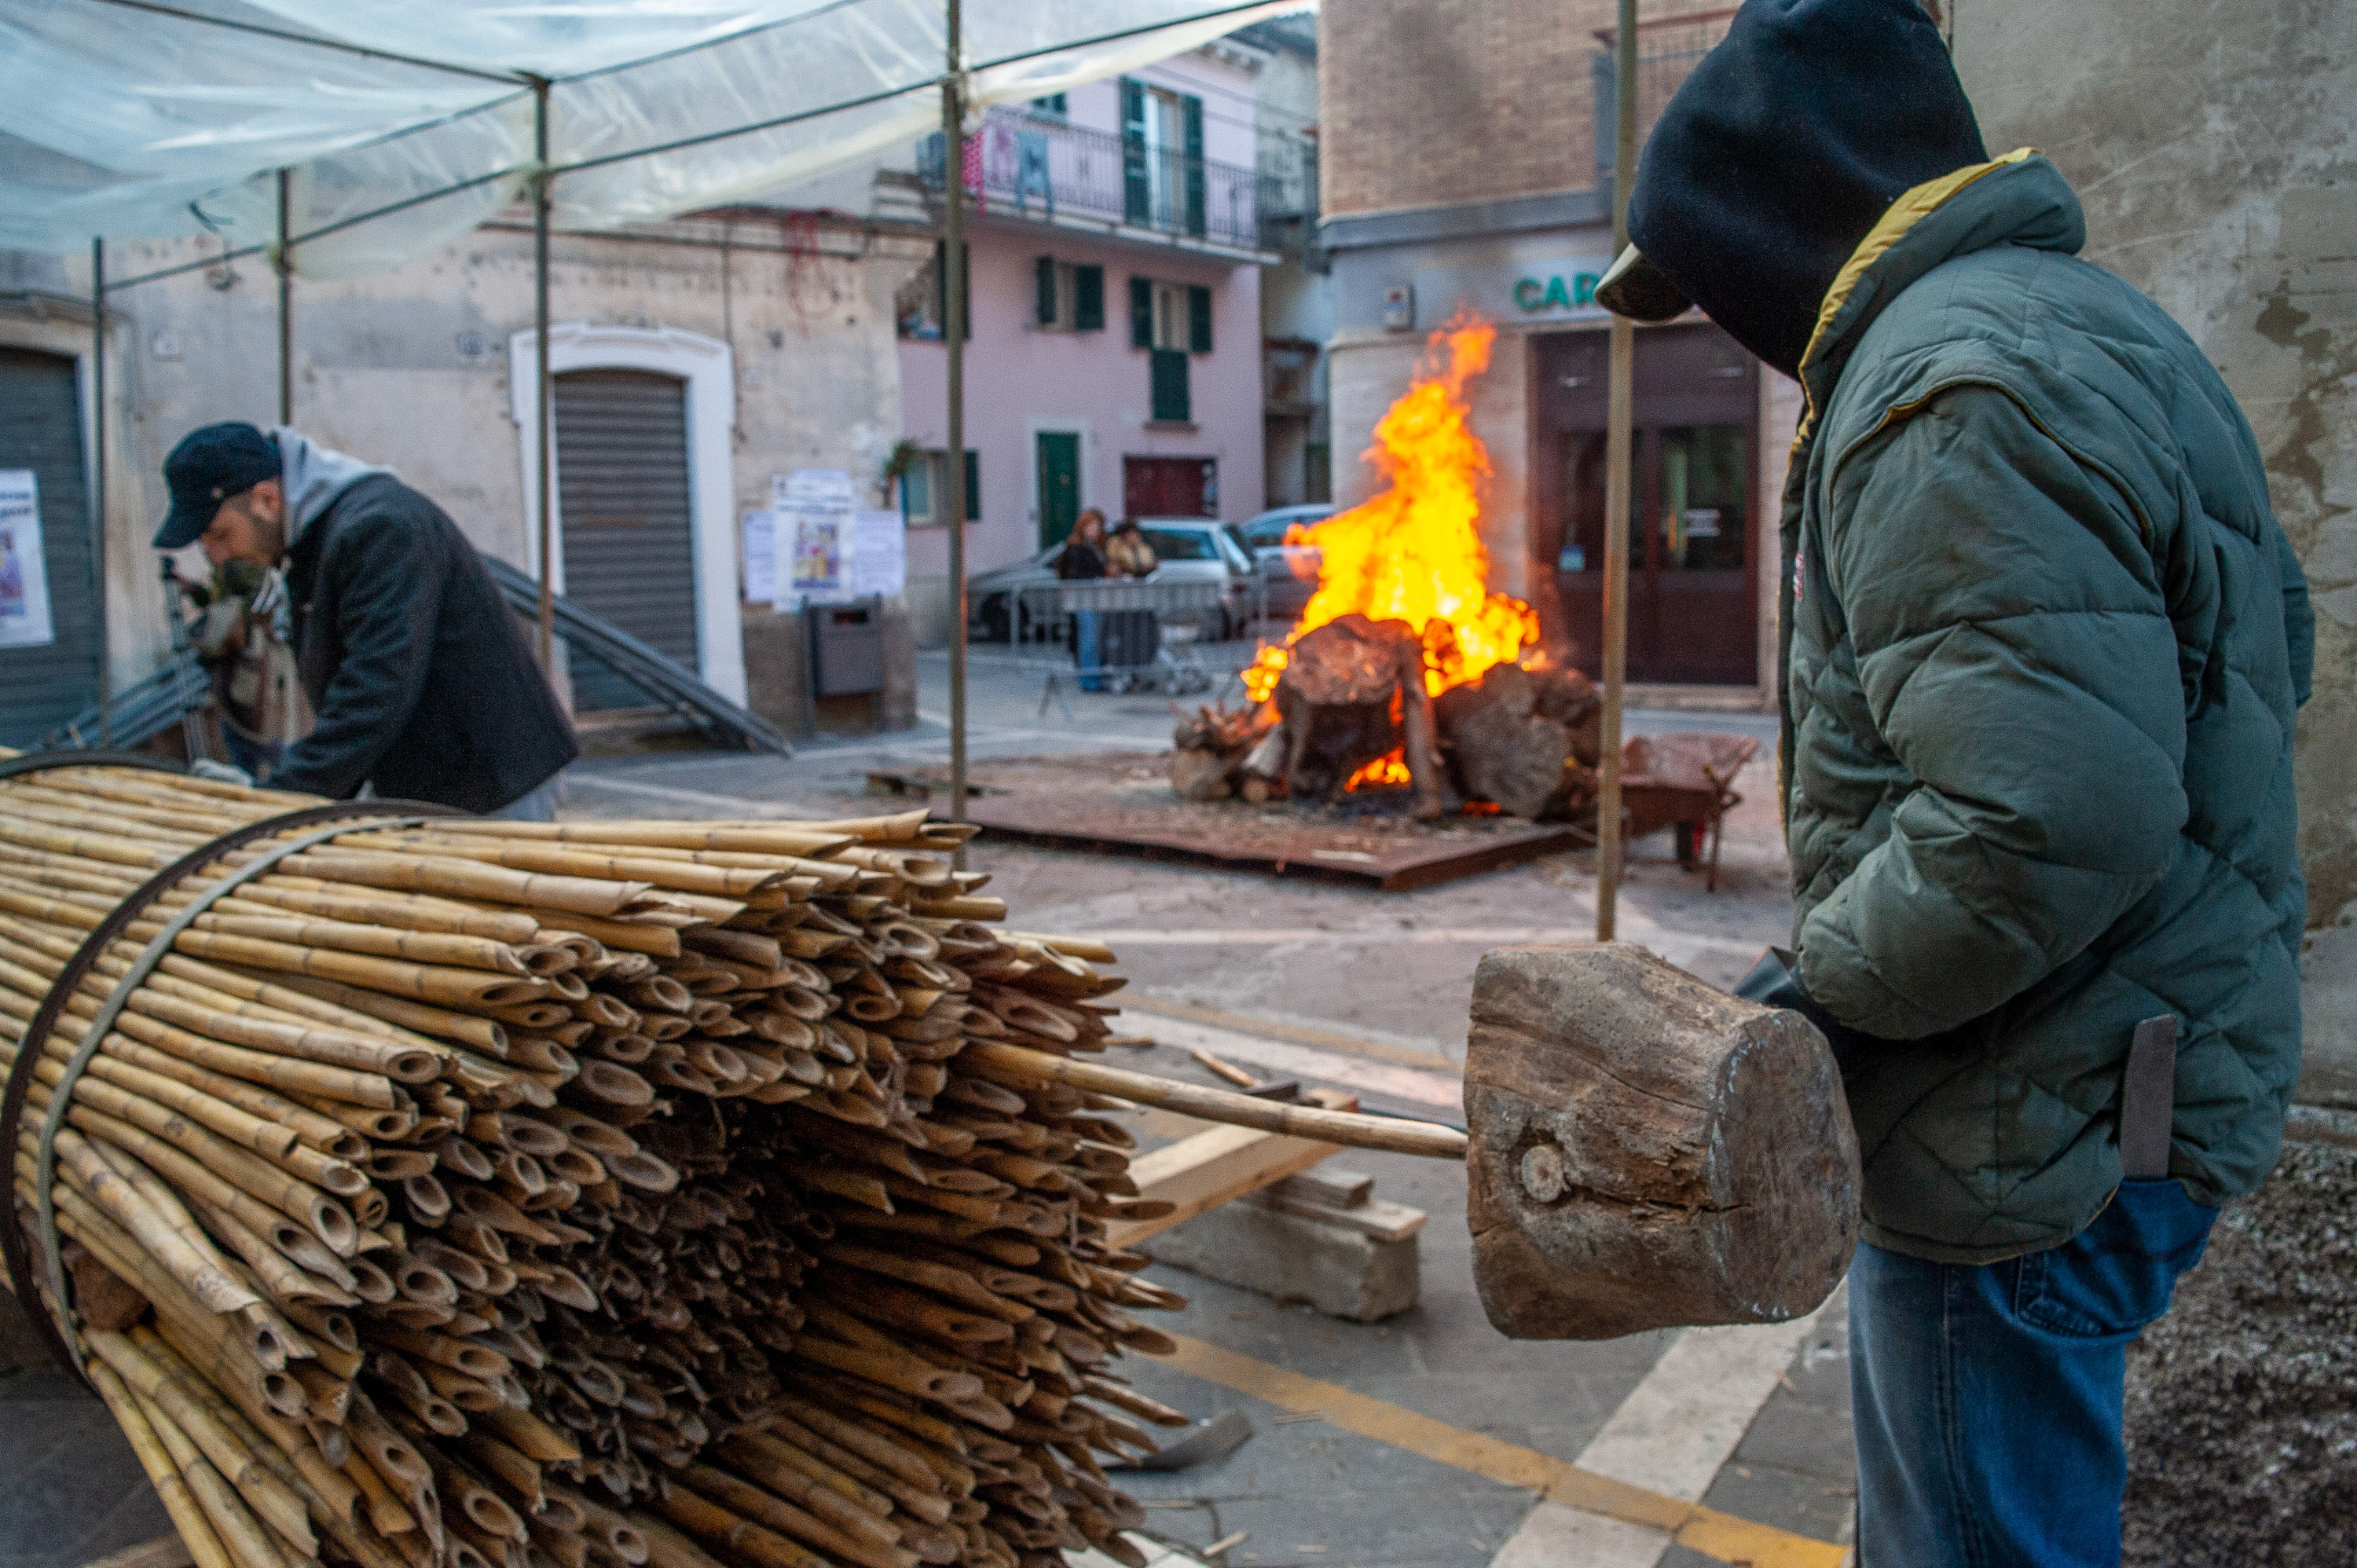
1122,456,1215,519
1036,431,1080,548
1535,324,1758,686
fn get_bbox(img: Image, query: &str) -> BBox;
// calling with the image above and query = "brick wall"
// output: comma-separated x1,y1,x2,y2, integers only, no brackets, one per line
1320,0,1621,216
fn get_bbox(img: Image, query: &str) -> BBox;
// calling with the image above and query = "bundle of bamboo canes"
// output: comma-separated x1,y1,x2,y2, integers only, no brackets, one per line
0,756,1228,1568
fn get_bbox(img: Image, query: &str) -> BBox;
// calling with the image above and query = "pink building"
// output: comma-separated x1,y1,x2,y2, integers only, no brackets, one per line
896,43,1285,643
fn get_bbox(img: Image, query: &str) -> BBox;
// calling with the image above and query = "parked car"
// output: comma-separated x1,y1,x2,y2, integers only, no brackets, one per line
967,518,1260,643
1235,503,1336,621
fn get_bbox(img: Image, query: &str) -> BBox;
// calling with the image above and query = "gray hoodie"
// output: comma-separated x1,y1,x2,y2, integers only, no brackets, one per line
273,427,393,543
254,429,394,636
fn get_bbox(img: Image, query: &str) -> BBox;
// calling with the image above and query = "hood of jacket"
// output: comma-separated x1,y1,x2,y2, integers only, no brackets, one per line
1626,0,1989,379
273,427,393,544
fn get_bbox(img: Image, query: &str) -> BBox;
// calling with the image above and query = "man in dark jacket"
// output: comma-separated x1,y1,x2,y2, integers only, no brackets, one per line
1596,2,2310,1563
156,422,577,816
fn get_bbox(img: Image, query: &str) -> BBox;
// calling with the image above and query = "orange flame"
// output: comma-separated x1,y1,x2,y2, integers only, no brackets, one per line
1244,319,1538,713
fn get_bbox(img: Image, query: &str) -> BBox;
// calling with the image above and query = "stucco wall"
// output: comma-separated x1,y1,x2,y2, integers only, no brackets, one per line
1953,0,2357,1100
34,218,922,705
898,229,1265,574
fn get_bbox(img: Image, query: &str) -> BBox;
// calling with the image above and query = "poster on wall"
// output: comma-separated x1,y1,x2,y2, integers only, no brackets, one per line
740,510,775,603
851,510,906,599
0,470,56,650
772,469,855,609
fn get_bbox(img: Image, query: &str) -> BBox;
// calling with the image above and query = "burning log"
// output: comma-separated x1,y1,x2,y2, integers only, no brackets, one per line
2,755,1461,1568
1272,616,1442,818
1429,662,1604,822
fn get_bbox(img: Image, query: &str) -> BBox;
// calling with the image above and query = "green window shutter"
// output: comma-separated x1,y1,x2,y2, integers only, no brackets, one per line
1120,78,1149,224
1149,348,1190,423
1073,265,1105,332
964,450,981,521
1129,276,1153,349
1187,284,1212,353
1035,256,1057,326
1181,94,1206,238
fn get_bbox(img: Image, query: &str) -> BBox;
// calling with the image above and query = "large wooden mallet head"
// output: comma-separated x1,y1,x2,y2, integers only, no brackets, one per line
1465,943,1860,1340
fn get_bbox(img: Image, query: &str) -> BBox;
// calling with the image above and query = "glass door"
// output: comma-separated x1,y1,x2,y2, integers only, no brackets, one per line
1538,324,1759,687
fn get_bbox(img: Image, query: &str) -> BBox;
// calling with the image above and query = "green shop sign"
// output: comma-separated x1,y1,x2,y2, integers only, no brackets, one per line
1514,271,1601,312
1402,258,1615,331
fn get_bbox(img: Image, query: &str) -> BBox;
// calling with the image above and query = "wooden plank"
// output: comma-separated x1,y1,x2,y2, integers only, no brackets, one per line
1105,1088,1356,1248
965,796,1578,892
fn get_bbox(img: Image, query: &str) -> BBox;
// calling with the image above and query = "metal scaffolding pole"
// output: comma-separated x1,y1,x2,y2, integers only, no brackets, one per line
532,76,555,670
1594,0,1638,941
276,169,293,424
942,0,970,854
90,237,111,749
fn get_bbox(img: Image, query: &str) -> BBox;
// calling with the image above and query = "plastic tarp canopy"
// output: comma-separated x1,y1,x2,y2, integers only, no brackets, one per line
1,0,1299,278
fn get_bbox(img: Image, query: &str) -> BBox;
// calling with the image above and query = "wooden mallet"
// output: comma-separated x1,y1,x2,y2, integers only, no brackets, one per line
1464,943,1861,1339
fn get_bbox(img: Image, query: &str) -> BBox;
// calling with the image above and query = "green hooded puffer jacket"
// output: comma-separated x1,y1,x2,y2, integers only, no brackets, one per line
1780,150,2313,1264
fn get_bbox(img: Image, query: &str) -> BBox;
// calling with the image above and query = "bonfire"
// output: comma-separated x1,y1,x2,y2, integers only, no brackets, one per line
1172,320,1601,819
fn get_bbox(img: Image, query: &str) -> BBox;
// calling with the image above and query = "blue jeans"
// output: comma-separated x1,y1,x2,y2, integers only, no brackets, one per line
1072,609,1103,691
1850,1180,2217,1567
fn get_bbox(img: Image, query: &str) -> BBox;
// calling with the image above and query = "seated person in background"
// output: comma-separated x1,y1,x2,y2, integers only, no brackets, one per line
1105,518,1157,578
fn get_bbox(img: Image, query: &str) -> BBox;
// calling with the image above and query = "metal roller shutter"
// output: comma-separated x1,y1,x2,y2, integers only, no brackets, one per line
0,348,98,746
554,368,698,713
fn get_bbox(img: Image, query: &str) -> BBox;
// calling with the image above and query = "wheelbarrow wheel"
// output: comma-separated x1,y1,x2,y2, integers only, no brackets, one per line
1673,821,1704,867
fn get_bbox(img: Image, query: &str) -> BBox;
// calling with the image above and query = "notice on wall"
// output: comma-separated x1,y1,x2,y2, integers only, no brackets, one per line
0,470,55,650
740,510,775,603
851,510,906,599
772,468,856,609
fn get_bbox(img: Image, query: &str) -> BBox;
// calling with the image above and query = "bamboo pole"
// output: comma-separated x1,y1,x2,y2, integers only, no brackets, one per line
958,1042,1468,1159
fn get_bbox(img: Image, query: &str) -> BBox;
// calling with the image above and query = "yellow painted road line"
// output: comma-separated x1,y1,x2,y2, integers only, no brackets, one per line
1156,1333,1849,1568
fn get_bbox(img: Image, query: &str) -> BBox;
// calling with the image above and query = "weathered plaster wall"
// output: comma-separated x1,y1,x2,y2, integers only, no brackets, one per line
1954,0,2357,1098
43,218,922,711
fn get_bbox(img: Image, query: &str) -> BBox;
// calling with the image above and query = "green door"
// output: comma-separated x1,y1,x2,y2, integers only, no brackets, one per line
1036,431,1080,548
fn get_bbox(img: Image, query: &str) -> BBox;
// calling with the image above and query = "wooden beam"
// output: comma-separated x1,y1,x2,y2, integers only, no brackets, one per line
1104,1088,1356,1248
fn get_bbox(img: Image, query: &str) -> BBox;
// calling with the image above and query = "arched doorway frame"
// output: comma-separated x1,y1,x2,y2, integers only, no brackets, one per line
508,322,745,703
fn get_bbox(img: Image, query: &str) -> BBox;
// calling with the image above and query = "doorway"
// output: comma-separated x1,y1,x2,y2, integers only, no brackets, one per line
1036,431,1080,548
1123,456,1217,519
1534,325,1758,686
0,347,97,746
554,368,697,712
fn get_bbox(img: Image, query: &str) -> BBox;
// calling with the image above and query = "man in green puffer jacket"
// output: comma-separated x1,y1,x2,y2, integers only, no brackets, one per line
1595,2,2311,1563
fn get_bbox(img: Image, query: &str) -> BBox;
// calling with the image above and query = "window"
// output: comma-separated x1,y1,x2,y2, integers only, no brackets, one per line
1032,258,1105,332
1028,93,1068,116
1141,527,1219,561
1129,277,1208,352
900,449,981,526
1149,348,1190,423
1120,77,1204,234
895,241,970,341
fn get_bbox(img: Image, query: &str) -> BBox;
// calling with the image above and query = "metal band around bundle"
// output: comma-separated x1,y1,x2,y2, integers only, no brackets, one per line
0,749,185,783
0,793,463,1378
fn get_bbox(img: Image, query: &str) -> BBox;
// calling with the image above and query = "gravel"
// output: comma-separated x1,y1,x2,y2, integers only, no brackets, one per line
2122,1137,2357,1565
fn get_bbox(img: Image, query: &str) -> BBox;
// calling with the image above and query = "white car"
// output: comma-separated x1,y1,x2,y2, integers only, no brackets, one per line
969,517,1261,641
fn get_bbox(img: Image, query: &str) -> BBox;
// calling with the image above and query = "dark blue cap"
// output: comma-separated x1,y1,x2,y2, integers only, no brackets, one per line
156,422,281,549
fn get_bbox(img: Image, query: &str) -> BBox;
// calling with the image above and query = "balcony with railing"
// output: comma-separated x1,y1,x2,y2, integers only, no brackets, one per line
920,108,1312,259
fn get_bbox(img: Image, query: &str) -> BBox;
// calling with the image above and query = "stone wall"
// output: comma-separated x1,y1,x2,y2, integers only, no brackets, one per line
1954,0,2357,1101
